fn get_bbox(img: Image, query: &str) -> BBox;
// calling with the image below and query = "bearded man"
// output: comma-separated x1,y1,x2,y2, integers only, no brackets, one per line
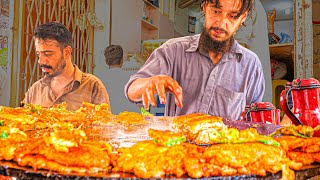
125,0,264,120
23,22,110,111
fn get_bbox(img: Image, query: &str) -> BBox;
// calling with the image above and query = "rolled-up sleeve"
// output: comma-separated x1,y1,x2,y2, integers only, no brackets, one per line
124,45,173,103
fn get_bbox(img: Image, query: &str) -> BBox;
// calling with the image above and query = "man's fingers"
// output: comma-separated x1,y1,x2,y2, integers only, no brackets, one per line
147,75,183,108
174,89,183,108
167,79,183,108
156,83,166,104
146,87,157,107
142,93,149,111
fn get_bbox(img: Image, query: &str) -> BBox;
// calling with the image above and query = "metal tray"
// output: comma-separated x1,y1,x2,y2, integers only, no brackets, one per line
1,160,320,180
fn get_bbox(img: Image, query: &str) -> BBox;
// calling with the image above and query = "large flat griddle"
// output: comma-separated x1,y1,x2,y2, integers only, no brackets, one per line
1,117,318,179
1,160,320,180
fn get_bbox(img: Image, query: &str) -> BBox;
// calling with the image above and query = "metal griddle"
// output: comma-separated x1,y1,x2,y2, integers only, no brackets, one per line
1,160,320,180
0,117,318,179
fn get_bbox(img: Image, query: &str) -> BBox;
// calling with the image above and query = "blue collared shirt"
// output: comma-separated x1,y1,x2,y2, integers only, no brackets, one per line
125,34,265,120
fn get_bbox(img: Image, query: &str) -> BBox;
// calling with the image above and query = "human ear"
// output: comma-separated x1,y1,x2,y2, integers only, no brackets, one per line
239,12,248,24
64,46,72,59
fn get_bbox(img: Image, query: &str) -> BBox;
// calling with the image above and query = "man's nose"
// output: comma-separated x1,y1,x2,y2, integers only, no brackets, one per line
214,13,229,29
37,54,47,64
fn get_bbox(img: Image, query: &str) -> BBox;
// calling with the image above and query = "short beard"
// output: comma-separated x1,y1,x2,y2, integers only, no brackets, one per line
199,28,234,55
46,58,66,78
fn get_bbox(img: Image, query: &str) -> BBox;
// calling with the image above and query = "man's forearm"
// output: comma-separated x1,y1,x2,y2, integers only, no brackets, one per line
127,78,150,102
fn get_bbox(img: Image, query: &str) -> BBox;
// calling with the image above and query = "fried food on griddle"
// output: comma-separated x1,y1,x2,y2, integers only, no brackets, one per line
37,141,112,169
0,103,114,132
276,136,320,152
171,113,225,144
77,102,113,125
184,143,301,178
12,129,113,173
148,129,186,147
171,114,280,146
112,140,301,178
286,151,320,165
18,154,111,173
206,128,280,146
0,127,28,161
112,140,189,178
0,105,55,130
43,129,87,153
275,136,320,165
271,125,320,138
114,111,147,126
172,113,211,128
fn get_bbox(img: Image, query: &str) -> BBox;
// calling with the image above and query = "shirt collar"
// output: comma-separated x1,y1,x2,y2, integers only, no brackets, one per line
73,65,83,83
40,64,83,86
185,34,201,52
185,34,243,61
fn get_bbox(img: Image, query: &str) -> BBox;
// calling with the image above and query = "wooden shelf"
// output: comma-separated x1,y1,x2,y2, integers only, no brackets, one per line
141,19,158,30
269,43,294,61
143,0,158,9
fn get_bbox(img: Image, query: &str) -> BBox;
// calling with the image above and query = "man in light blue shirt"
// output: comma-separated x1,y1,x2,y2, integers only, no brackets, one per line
125,0,264,120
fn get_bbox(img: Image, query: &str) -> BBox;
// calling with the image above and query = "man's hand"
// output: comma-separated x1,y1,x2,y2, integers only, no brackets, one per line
128,75,183,110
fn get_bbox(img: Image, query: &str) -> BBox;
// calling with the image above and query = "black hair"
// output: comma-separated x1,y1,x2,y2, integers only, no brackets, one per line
104,45,123,66
33,22,72,49
202,0,254,18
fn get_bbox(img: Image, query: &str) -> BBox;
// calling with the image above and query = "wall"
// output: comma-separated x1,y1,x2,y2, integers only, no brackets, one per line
94,0,144,69
0,0,12,106
94,0,110,72
111,0,143,57
94,0,143,114
313,0,320,80
159,13,175,39
174,0,190,36
94,0,176,114
174,2,205,37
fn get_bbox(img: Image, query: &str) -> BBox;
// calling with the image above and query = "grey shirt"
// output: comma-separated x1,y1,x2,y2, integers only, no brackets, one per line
125,34,265,120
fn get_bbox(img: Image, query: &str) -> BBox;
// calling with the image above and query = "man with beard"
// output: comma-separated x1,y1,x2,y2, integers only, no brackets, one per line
23,22,110,111
125,0,264,120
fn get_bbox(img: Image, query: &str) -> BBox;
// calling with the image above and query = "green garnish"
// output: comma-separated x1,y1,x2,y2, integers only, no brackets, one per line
1,131,8,139
258,138,280,147
0,120,4,126
269,126,310,138
27,104,42,113
164,137,186,147
68,125,73,131
95,104,102,111
140,107,153,116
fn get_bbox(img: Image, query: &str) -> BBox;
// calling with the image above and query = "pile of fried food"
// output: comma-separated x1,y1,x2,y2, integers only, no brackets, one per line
0,127,113,173
272,125,320,165
0,104,320,179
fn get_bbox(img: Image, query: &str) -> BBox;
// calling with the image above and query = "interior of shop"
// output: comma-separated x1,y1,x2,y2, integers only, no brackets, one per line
0,0,320,179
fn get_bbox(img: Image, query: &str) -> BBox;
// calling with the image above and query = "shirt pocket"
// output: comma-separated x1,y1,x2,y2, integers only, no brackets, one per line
211,85,244,120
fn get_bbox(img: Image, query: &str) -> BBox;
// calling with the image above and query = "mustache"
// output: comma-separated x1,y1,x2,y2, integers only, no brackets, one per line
40,64,53,69
209,27,228,35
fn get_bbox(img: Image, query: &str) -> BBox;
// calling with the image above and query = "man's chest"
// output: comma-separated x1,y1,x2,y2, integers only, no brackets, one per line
174,59,245,93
